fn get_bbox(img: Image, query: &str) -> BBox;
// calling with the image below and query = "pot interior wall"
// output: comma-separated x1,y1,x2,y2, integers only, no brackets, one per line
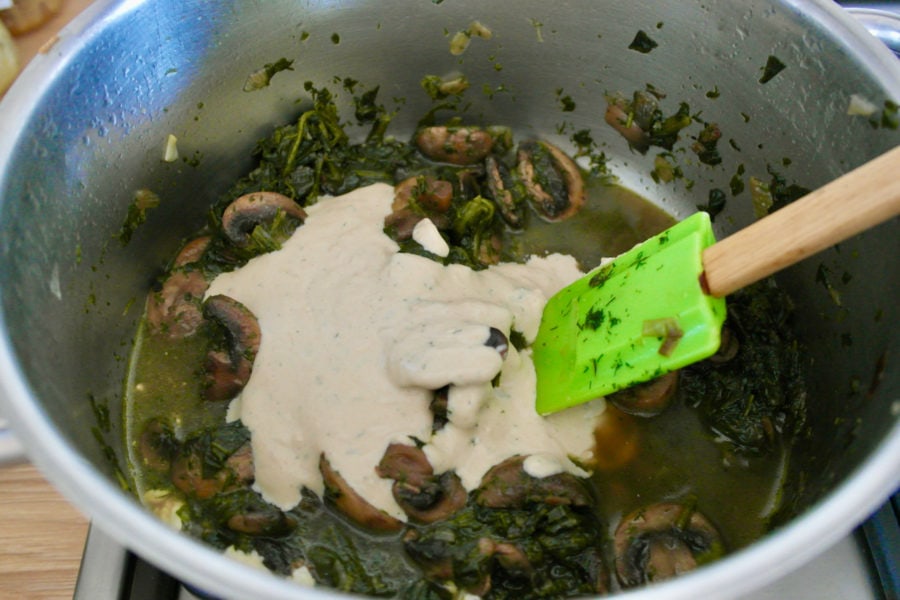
0,0,898,581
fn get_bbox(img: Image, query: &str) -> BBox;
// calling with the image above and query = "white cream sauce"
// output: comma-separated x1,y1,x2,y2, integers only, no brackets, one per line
206,183,605,519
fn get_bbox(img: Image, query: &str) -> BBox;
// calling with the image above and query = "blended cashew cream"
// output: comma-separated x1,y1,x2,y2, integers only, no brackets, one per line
207,183,606,519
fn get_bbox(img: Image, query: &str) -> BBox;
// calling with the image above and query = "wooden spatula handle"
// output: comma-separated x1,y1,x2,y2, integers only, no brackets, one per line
702,145,900,298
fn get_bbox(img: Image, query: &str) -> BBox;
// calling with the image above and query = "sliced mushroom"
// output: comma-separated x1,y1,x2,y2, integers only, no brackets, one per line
604,92,654,153
221,191,307,247
476,231,502,266
614,502,724,588
402,529,455,581
225,442,255,486
203,295,261,402
172,235,212,268
484,155,523,228
227,506,295,536
474,455,591,509
490,541,533,578
415,126,494,165
145,236,212,338
430,387,449,432
376,443,466,523
171,444,241,500
394,175,454,213
137,419,178,472
516,140,585,222
582,546,612,595
484,327,509,359
709,325,739,363
385,176,453,240
607,371,678,417
319,453,403,533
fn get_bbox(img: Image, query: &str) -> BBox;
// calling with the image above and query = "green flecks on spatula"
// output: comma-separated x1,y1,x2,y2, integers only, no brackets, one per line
533,212,726,414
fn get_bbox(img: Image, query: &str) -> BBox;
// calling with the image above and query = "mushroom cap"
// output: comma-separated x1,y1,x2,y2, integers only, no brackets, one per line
202,295,261,402
614,502,723,588
415,126,494,165
516,140,585,222
319,454,404,533
221,191,307,247
607,371,679,417
474,454,592,508
377,443,466,524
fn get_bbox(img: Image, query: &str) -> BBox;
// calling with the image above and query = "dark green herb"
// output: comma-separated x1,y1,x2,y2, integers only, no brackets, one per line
697,188,727,221
405,503,607,598
116,189,160,245
557,89,576,112
881,100,899,129
508,329,528,351
759,55,786,84
730,164,745,196
649,101,692,150
628,30,658,53
680,282,807,455
582,307,605,330
765,166,810,213
692,123,723,166
815,263,843,307
242,58,294,92
215,83,412,211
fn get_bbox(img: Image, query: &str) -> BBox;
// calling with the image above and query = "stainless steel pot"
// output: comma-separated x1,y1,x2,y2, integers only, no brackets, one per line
0,1,898,598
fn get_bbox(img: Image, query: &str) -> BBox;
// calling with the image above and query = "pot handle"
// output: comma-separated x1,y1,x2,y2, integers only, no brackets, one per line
0,416,26,466
842,5,900,56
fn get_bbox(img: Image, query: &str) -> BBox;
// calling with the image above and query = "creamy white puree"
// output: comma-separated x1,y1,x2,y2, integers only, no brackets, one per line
207,183,605,520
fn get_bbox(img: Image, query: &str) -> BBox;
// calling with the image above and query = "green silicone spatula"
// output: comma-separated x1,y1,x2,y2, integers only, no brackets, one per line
533,145,900,415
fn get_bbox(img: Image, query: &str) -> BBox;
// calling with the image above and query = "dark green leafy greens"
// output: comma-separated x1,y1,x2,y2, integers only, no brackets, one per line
680,282,807,455
759,55,786,84
628,30,658,54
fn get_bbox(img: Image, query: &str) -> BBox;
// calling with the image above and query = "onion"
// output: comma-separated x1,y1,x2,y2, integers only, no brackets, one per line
0,21,17,95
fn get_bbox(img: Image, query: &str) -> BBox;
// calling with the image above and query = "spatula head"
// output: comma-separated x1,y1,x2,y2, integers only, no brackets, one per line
533,212,726,415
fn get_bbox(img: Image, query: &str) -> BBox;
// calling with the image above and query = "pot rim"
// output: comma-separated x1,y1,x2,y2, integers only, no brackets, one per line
0,1,898,598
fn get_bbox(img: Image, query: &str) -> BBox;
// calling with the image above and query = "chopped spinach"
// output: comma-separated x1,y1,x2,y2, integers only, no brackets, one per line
628,30,658,54
680,282,807,455
116,189,160,245
697,188,727,221
692,123,723,166
758,55,786,84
